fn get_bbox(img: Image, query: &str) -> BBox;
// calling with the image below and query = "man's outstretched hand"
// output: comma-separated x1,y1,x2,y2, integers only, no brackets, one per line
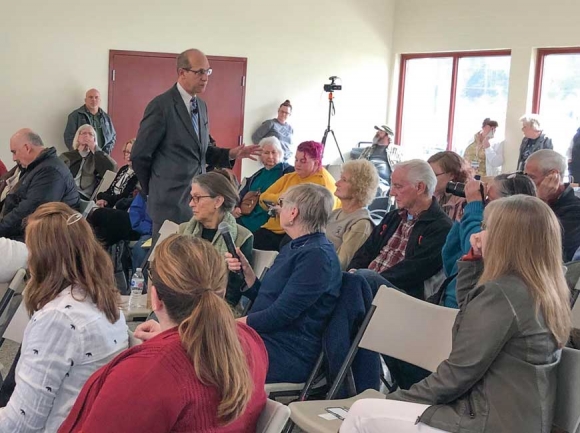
229,144,262,161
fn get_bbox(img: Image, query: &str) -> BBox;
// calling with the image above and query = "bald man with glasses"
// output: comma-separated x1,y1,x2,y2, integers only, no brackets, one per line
131,48,260,235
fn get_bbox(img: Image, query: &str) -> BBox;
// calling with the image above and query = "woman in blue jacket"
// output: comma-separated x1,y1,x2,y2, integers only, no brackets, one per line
440,173,536,307
226,183,341,383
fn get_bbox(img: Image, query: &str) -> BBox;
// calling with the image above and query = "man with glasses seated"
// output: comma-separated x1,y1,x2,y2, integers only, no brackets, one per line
131,49,261,235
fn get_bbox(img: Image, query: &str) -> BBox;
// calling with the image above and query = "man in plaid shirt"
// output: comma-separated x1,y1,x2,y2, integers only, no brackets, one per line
348,160,452,300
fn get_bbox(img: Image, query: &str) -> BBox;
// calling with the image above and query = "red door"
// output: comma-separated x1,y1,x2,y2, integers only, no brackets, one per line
107,50,247,178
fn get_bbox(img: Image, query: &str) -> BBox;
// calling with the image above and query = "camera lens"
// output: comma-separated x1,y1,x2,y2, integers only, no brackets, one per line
446,181,466,198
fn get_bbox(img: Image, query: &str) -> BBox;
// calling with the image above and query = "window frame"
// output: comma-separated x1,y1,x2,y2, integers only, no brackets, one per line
395,50,512,151
532,47,580,113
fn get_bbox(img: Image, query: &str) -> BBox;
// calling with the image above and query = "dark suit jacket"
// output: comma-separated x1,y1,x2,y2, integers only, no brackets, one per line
131,84,231,224
517,133,553,171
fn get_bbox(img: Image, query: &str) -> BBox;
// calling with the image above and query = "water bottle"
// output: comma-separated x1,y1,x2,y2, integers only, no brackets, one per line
129,268,145,309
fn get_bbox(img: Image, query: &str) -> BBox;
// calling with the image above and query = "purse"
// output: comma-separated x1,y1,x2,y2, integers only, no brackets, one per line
240,189,261,215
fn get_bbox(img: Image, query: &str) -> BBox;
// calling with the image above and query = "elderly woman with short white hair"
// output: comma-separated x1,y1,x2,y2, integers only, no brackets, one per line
517,114,553,172
235,136,294,232
327,159,379,270
59,124,117,200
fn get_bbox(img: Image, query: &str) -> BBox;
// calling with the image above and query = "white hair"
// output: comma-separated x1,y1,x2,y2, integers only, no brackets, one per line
526,149,567,175
394,159,437,196
258,136,284,160
520,114,542,131
283,183,334,233
72,124,97,151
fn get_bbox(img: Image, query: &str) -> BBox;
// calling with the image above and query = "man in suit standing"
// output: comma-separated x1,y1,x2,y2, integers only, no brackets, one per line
131,49,260,234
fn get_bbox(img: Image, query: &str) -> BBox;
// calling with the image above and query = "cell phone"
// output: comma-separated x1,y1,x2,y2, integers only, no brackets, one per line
325,407,349,420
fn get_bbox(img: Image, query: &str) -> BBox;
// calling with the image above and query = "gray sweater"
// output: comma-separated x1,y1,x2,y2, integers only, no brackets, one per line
251,119,294,161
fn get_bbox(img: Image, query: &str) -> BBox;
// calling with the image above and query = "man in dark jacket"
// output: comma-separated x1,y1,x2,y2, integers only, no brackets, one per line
64,89,116,154
516,114,553,171
348,159,452,300
0,129,79,240
525,149,580,261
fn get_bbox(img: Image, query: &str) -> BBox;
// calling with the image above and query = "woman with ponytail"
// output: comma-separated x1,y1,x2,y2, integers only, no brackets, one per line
59,235,268,433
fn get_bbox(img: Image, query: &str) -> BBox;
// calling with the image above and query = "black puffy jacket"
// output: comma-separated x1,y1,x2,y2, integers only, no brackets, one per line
0,147,79,240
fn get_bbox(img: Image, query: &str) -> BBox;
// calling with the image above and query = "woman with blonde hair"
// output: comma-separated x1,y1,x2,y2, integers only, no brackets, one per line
59,124,117,200
327,159,379,270
0,202,128,433
342,195,571,433
60,235,268,433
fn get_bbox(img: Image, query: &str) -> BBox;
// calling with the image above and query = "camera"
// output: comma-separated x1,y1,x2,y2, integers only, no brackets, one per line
323,76,342,92
446,181,466,198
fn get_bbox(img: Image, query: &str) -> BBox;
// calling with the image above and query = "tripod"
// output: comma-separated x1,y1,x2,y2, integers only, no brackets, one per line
321,92,345,162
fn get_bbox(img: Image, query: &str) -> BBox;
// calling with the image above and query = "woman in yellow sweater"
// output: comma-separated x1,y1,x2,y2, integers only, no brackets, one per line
253,141,340,251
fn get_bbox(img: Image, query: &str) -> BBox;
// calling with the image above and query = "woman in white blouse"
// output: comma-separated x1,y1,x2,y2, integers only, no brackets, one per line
0,202,128,432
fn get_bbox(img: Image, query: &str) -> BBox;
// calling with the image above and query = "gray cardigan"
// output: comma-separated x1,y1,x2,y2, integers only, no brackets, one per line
388,260,561,433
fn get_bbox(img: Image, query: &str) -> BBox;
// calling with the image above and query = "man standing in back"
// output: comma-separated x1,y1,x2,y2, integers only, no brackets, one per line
64,89,117,154
131,48,259,234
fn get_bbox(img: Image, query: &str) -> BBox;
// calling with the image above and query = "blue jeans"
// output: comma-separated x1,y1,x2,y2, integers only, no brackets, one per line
353,269,403,297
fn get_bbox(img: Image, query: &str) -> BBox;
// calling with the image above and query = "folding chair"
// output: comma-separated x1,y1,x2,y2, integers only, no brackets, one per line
0,269,28,346
256,399,291,433
325,164,342,181
552,347,580,433
572,296,580,330
288,285,458,433
240,250,279,315
92,170,117,199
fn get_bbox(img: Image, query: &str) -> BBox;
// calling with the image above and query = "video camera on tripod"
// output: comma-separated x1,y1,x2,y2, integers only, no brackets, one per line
321,76,344,162
324,76,342,92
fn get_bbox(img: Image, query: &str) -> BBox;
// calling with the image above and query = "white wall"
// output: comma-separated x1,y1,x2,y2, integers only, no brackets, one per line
0,0,395,177
390,0,580,172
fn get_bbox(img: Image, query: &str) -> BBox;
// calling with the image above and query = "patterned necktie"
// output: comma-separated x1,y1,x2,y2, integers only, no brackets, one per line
190,97,200,139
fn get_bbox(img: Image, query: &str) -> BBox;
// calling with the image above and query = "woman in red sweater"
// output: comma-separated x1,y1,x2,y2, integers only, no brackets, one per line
59,235,269,433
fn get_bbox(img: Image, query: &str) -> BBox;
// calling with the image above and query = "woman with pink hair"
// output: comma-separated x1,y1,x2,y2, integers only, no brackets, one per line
253,141,340,251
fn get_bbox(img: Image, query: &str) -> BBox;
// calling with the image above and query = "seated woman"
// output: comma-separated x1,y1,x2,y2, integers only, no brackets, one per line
60,235,268,433
327,159,378,270
251,100,294,161
129,190,153,271
226,183,341,383
60,124,117,200
341,195,571,433
427,151,471,221
0,202,128,432
179,172,253,307
236,136,294,233
0,237,27,283
253,140,339,251
96,138,138,210
440,173,536,308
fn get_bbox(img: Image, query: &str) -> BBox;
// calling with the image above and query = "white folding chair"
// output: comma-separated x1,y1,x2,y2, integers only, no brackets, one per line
256,399,291,433
92,170,117,199
251,249,278,280
553,347,580,433
148,220,179,262
288,285,458,433
573,297,580,330
325,164,342,181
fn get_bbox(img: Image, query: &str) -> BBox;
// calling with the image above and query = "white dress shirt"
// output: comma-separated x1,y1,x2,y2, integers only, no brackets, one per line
0,286,128,432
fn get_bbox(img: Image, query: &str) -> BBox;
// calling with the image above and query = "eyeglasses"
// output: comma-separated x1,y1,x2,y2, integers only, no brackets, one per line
480,221,487,230
122,150,131,155
183,68,213,76
79,131,95,136
190,195,213,204
279,110,291,115
277,198,284,207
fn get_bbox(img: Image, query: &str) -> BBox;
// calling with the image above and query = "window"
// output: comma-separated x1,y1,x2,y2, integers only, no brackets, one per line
533,48,580,157
396,51,511,160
